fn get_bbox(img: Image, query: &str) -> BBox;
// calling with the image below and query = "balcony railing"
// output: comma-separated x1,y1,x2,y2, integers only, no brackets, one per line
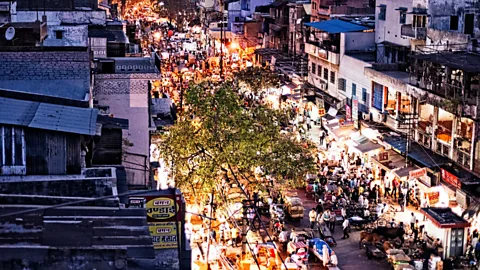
401,25,426,40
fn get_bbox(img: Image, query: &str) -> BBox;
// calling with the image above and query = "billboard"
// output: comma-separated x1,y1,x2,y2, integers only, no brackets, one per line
145,195,182,222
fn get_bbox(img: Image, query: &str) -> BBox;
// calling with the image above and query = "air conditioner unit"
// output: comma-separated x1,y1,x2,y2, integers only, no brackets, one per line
362,113,370,121
319,83,327,91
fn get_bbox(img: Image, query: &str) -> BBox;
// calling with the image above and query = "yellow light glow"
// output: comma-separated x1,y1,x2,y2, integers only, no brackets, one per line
230,42,238,50
154,32,161,40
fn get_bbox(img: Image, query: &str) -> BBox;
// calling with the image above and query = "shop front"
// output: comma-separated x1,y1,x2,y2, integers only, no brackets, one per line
421,207,470,258
454,117,474,168
435,108,454,157
371,149,405,184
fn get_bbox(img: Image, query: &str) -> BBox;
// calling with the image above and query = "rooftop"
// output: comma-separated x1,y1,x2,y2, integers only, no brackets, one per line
411,51,480,73
304,19,371,34
0,97,98,135
421,207,469,228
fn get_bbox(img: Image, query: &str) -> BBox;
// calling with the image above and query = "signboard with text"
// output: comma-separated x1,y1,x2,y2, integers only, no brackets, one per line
148,221,180,249
409,168,427,179
456,190,468,209
378,151,389,162
352,97,359,129
441,168,461,189
145,195,182,222
318,98,326,116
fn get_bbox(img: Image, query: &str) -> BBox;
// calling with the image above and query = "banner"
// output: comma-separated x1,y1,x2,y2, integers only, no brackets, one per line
441,168,461,189
378,151,389,162
145,195,182,222
409,168,426,179
318,99,326,116
427,191,440,205
148,221,180,249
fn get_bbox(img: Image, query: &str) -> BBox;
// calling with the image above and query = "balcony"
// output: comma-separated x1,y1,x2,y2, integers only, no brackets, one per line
401,25,426,40
305,42,340,65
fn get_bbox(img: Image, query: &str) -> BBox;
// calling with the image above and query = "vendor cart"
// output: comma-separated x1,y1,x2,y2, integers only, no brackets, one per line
348,216,370,230
364,242,386,260
308,238,338,267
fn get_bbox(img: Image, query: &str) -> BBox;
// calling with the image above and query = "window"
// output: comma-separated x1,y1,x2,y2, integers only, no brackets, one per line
323,68,328,81
338,78,346,91
450,16,459,30
378,5,386,21
317,65,322,76
0,125,25,168
55,30,63,39
352,83,357,96
372,82,384,110
362,88,367,102
330,71,335,84
311,62,316,75
399,11,406,24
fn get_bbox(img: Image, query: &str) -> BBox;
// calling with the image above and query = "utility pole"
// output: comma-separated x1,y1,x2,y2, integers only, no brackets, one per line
219,6,224,79
205,189,215,270
241,199,249,256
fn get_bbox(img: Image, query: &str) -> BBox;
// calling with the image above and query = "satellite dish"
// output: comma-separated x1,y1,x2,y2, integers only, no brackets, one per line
5,26,15,41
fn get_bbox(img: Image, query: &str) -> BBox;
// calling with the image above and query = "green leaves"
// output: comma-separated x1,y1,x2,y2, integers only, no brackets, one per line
157,68,316,202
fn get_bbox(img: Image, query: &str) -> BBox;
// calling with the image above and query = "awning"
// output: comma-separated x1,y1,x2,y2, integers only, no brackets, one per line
383,135,450,168
327,107,337,117
354,141,383,154
304,19,371,34
325,122,356,139
303,4,311,15
394,165,421,180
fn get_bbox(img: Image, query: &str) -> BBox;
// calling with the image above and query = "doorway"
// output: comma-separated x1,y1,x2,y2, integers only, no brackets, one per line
465,14,474,35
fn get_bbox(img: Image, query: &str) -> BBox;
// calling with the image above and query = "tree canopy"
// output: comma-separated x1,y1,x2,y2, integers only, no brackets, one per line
157,67,317,202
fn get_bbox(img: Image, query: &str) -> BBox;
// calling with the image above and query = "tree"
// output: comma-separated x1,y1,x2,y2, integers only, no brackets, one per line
157,67,317,202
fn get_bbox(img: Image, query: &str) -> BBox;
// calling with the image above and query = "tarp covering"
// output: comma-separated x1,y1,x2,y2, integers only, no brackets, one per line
304,19,371,33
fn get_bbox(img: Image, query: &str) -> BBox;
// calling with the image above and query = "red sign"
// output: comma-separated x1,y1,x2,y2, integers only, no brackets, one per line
378,151,389,162
409,168,426,179
427,191,440,205
441,168,461,189
319,108,326,116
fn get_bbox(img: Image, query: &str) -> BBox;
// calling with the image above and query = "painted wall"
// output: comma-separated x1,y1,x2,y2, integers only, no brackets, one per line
338,54,372,110
342,31,375,52
14,10,106,26
375,0,412,47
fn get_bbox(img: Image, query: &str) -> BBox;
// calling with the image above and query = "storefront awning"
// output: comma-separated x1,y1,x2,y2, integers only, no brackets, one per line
354,140,383,154
394,165,422,180
383,135,450,168
325,122,356,140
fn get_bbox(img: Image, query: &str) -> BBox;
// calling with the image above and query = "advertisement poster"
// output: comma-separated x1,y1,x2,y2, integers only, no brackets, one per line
352,97,359,129
148,221,180,249
346,105,352,122
145,195,182,222
427,191,440,205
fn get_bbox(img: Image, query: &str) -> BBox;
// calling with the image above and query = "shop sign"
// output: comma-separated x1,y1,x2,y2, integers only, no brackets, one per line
441,168,461,189
456,190,468,209
352,97,359,129
427,191,440,205
128,197,146,208
145,196,181,222
409,168,426,179
318,99,326,116
148,221,180,249
378,151,389,162
346,105,352,122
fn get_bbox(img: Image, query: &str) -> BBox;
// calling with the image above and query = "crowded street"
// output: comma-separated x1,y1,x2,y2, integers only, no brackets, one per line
116,1,479,270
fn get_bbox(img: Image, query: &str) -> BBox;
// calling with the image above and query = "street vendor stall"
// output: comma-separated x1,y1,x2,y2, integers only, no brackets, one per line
421,207,470,258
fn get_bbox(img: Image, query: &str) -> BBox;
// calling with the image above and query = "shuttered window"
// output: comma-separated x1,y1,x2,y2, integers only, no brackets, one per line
0,125,24,167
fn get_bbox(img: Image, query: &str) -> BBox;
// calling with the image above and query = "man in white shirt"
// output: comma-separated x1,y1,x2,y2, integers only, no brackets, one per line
342,218,350,239
358,194,364,208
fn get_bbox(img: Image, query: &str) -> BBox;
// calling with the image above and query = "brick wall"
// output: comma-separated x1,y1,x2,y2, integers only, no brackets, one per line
0,51,90,81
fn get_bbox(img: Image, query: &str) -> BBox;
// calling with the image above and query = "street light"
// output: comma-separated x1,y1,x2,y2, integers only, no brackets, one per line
230,41,238,50
159,1,164,6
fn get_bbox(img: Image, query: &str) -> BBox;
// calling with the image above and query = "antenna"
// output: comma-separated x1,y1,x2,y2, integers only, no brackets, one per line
5,26,15,41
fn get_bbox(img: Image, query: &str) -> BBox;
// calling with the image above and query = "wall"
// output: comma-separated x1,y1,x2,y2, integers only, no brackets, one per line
42,25,88,47
343,31,375,52
338,54,372,110
428,0,480,37
94,73,158,186
375,0,412,47
308,54,340,98
14,10,106,26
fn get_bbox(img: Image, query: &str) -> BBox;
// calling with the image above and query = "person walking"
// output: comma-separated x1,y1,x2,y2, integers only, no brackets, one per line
322,210,331,230
309,209,317,229
231,227,239,247
410,213,417,232
329,211,336,233
278,228,288,252
342,218,350,239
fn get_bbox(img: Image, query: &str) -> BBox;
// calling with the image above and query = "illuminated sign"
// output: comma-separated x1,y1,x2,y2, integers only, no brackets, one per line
409,168,426,179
